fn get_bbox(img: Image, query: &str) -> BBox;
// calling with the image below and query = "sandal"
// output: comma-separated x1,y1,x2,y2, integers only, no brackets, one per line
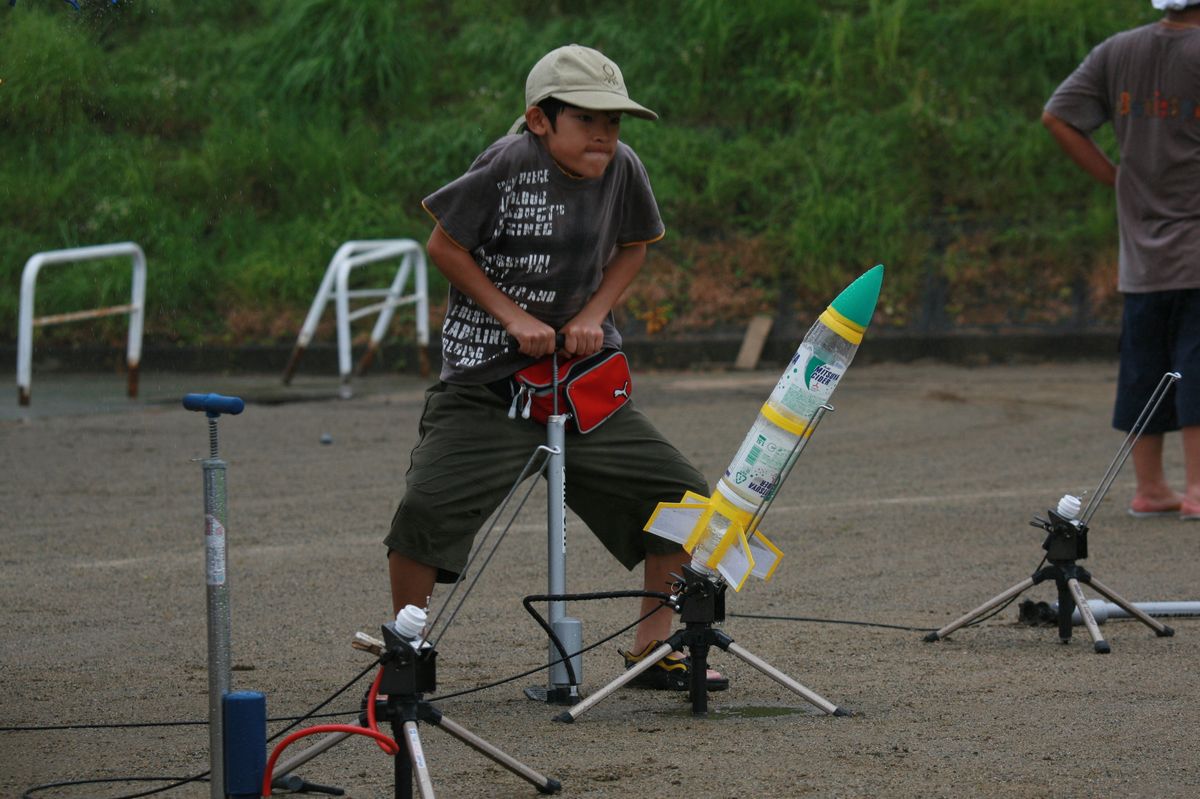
1127,497,1182,518
619,640,730,692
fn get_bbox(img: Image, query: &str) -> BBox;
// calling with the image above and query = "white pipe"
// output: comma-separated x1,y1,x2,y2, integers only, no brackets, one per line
1053,600,1200,625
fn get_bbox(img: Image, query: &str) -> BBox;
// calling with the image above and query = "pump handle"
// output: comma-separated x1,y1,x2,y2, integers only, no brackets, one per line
183,393,245,416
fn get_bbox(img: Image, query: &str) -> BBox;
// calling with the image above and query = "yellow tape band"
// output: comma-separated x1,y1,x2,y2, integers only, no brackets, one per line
818,306,865,345
760,402,811,437
683,507,716,553
711,492,755,527
707,522,738,567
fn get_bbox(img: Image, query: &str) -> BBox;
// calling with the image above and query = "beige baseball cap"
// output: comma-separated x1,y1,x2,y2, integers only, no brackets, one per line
525,44,658,120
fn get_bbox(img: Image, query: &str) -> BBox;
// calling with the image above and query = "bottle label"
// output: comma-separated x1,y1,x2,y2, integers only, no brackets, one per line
723,413,801,503
772,343,844,421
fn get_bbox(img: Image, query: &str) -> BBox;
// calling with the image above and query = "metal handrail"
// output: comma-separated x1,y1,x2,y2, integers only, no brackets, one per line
281,240,430,396
17,242,147,406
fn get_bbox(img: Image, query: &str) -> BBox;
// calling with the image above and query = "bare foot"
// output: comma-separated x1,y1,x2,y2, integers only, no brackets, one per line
1128,493,1183,516
1181,499,1200,521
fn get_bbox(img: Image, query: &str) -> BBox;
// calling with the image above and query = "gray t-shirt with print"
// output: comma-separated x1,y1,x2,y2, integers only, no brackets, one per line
1045,23,1200,293
422,132,664,384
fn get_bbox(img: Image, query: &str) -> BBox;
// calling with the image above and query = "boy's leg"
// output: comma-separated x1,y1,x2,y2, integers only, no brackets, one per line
384,382,545,614
636,550,686,651
560,403,725,683
388,551,438,616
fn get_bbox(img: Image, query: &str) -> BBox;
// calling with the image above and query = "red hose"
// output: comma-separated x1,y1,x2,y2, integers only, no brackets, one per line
261,722,399,797
365,666,394,753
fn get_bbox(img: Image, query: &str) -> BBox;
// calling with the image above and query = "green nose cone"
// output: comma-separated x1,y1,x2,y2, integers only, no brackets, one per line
829,264,884,328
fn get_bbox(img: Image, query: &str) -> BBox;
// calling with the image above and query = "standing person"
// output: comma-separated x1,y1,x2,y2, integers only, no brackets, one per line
384,44,727,690
1042,0,1200,520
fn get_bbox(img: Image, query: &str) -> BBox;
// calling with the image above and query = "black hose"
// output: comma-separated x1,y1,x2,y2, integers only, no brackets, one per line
521,590,673,688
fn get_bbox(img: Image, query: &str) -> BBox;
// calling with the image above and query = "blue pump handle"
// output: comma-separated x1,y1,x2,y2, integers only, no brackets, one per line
183,393,245,417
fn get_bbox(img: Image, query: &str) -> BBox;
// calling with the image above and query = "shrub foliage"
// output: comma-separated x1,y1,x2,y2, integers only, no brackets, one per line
1,0,1156,345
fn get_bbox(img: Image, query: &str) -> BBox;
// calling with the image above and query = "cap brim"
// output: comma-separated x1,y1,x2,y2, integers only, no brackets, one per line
541,89,658,120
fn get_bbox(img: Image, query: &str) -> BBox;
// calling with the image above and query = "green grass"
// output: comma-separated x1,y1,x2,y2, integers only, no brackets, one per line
1,0,1159,345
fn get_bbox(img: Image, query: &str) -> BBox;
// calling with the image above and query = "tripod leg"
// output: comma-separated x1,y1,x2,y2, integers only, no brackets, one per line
1055,574,1075,644
925,577,1036,642
689,638,710,716
725,641,850,717
1084,575,1175,638
1066,579,1110,654
399,721,437,799
553,641,675,723
433,714,561,795
270,730,351,787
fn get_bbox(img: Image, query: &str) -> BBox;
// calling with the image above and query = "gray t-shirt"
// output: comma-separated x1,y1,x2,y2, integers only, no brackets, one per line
422,132,664,384
1045,23,1200,293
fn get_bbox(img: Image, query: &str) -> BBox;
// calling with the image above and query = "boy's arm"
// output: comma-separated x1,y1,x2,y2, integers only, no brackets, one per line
1041,110,1116,187
426,225,559,357
560,242,647,357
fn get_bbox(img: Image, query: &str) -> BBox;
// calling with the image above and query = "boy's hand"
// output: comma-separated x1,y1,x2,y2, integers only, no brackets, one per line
559,320,604,358
506,316,559,358
557,242,646,358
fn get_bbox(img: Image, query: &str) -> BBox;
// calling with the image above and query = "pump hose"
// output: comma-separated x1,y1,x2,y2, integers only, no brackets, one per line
522,590,673,688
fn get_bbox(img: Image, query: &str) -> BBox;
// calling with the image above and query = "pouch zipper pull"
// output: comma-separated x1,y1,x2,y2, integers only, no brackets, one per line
508,387,524,420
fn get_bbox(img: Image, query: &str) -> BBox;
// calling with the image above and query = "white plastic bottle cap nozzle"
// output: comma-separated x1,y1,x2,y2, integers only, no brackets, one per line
394,604,427,641
1057,494,1082,520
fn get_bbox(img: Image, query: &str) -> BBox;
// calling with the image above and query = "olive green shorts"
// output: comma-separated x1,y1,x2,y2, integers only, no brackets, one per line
384,382,708,582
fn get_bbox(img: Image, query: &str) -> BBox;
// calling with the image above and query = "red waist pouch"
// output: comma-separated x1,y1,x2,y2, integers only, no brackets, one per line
510,349,632,434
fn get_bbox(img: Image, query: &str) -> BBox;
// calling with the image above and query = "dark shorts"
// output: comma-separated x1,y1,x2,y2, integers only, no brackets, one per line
1113,289,1200,433
384,382,708,582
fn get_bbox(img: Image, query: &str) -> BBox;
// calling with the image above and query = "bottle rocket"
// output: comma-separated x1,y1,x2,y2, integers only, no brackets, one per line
644,264,884,590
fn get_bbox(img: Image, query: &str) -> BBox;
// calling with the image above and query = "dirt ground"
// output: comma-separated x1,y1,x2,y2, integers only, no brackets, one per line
2,359,1198,799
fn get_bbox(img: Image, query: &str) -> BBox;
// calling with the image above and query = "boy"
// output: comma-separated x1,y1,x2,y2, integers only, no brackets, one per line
384,44,727,690
1042,0,1200,520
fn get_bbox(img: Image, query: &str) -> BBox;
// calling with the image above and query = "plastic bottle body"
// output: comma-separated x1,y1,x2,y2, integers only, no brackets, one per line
689,510,733,575
719,317,860,506
768,320,858,424
720,410,804,504
689,485,758,575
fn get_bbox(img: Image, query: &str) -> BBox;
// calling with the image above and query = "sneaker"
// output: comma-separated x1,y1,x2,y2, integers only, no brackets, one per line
619,640,730,692
1181,500,1200,521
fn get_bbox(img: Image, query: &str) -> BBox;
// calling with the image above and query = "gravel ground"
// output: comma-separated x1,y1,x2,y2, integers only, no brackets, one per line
2,360,1197,798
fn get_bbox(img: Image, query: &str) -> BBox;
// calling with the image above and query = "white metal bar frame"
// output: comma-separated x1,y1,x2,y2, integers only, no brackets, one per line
17,242,147,406
281,239,431,396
